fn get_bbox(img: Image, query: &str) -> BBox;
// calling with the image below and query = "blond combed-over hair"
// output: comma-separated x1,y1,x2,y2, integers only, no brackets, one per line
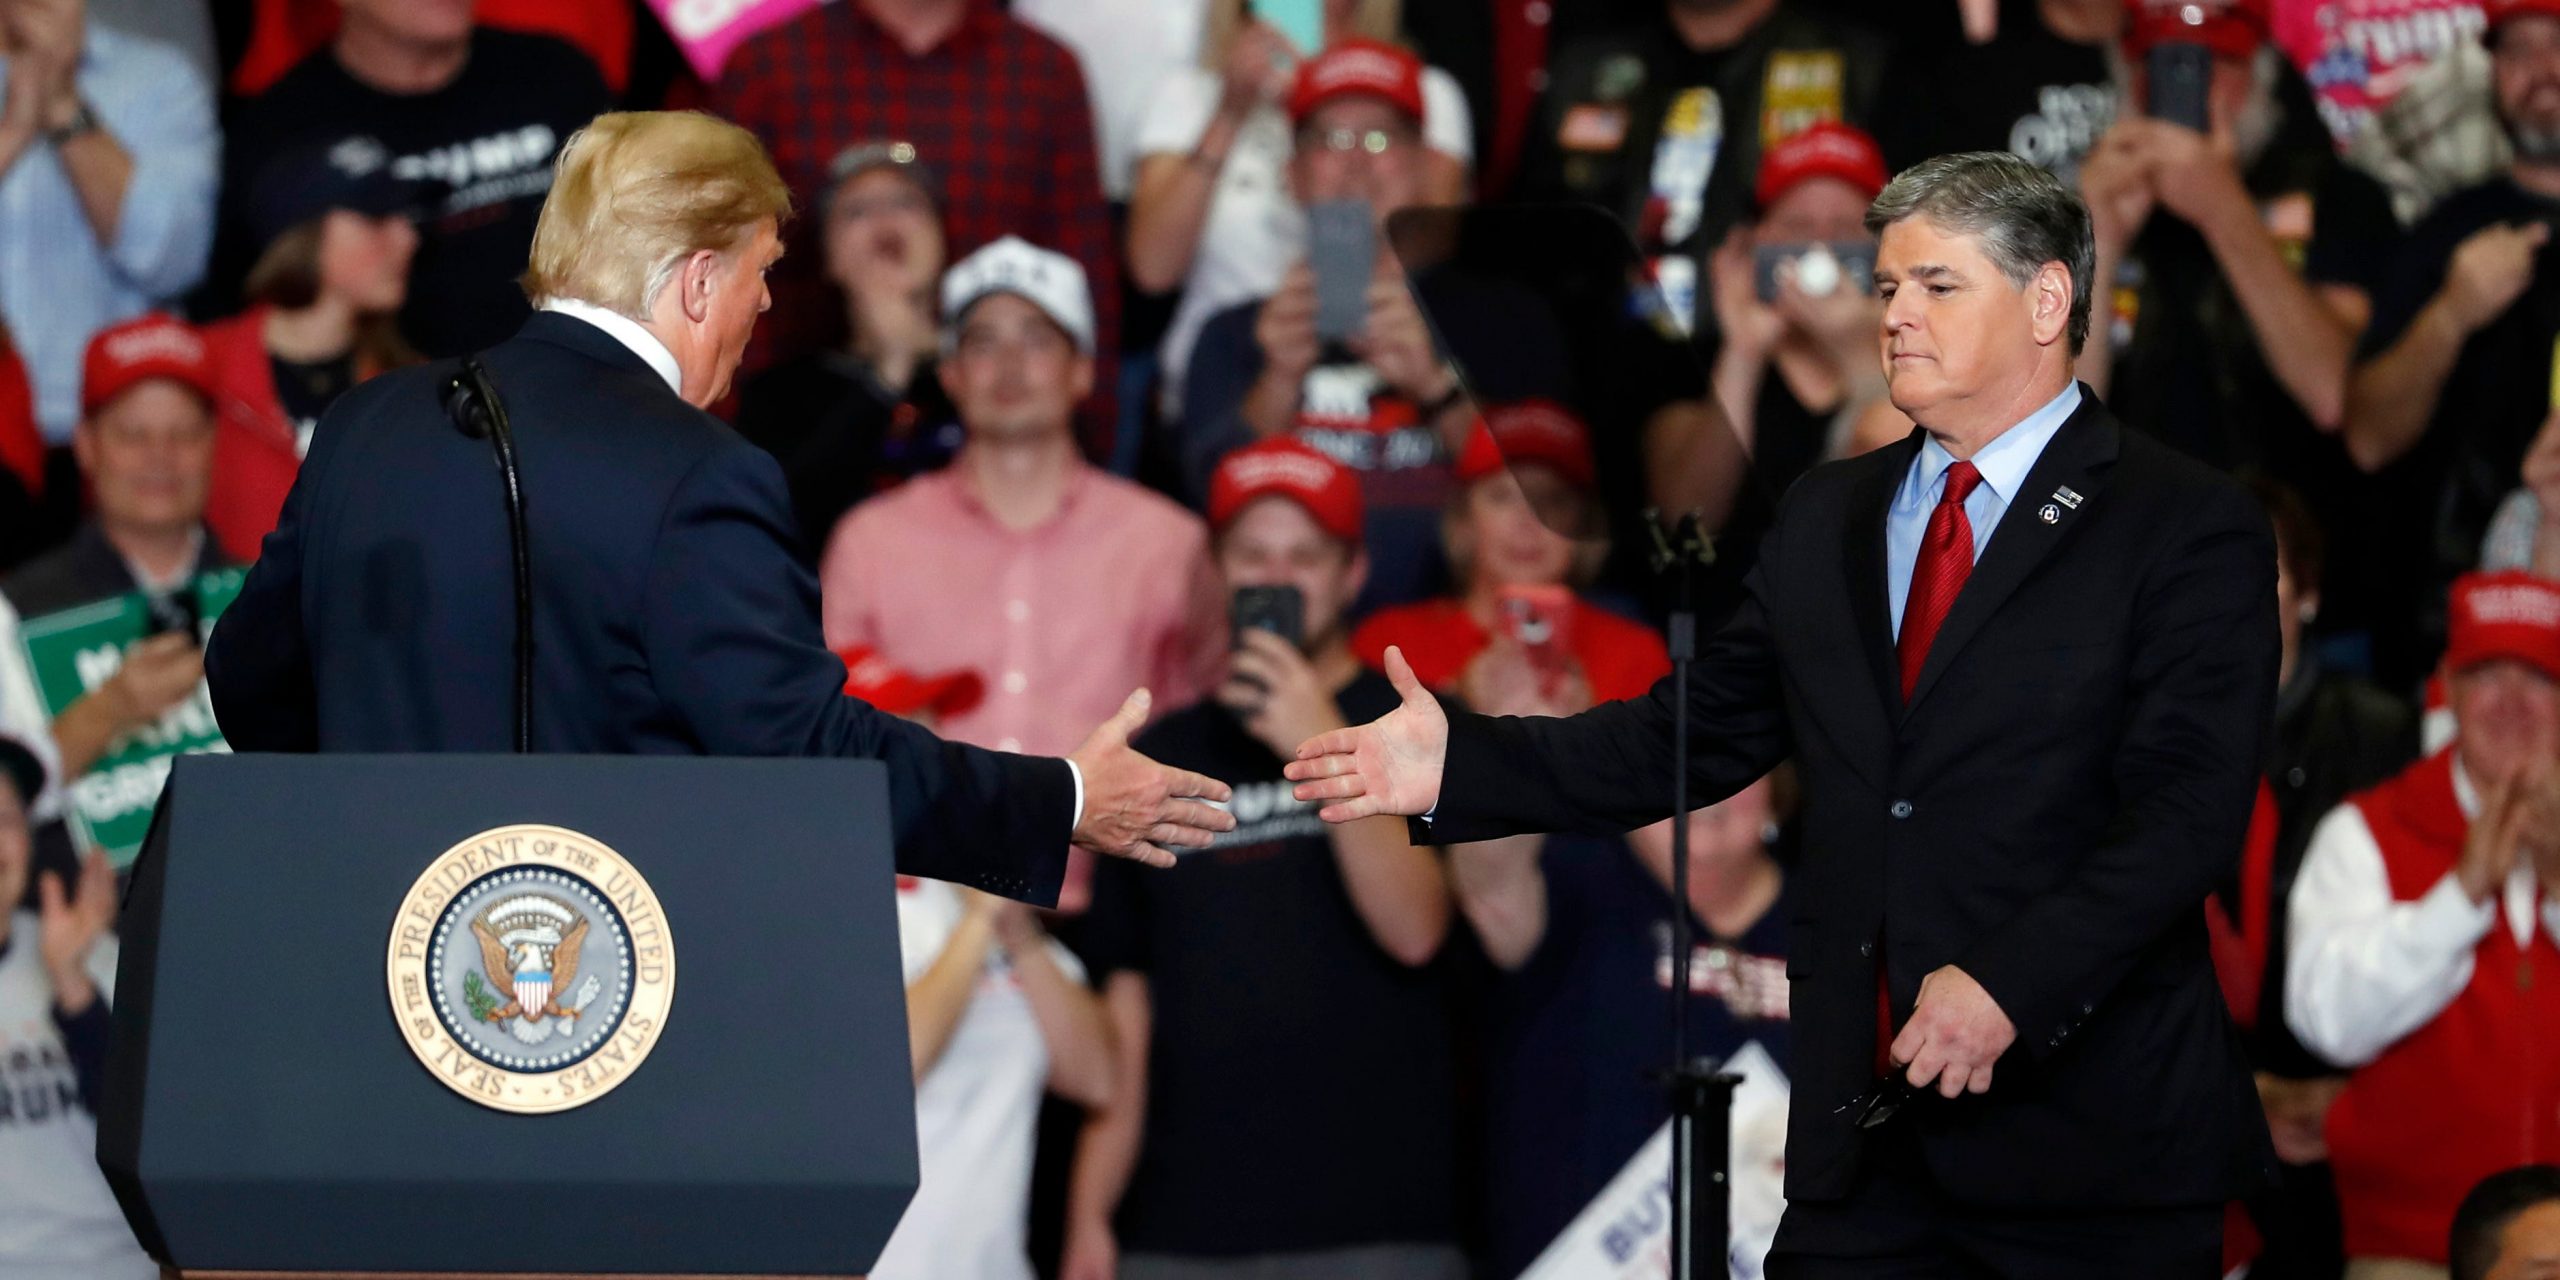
522,111,793,318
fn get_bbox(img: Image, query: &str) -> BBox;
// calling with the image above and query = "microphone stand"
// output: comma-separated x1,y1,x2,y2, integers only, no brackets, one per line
442,359,534,752
1648,511,1739,1280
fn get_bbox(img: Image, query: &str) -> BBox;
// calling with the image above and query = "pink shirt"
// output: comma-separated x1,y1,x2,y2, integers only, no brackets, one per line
820,463,1225,903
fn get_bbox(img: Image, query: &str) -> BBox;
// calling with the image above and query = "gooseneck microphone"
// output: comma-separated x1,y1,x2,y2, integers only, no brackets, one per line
441,359,533,753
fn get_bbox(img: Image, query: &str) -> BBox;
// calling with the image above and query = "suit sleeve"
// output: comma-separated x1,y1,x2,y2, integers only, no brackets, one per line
641,440,1075,905
1960,481,2279,1061
204,405,324,753
1420,520,1793,843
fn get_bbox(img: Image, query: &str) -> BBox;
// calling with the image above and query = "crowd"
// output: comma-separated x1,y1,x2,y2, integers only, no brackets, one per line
5,0,2560,1276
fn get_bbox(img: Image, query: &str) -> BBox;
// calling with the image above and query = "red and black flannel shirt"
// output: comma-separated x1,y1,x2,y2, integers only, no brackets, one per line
715,0,1121,455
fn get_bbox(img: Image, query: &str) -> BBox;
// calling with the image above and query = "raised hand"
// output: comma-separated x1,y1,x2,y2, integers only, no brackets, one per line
39,847,114,1015
1067,689,1237,867
1283,646,1447,823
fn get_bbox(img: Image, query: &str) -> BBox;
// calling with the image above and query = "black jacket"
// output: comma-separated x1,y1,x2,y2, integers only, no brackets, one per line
204,312,1073,904
1425,391,2282,1209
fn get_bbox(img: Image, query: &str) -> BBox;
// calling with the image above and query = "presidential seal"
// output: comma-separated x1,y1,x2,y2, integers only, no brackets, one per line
386,824,675,1113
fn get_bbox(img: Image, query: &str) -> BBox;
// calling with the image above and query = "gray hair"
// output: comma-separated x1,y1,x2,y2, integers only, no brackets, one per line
1864,151,2096,355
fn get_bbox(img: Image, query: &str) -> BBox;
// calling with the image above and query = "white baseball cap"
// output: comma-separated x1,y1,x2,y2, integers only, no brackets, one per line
940,236,1095,356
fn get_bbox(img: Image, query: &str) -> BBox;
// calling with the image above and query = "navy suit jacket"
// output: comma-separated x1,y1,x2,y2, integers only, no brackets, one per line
1428,392,2282,1210
205,312,1073,903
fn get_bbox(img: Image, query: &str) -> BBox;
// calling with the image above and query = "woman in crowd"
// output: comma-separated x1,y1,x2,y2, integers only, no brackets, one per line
1352,400,1669,712
200,143,418,562
1127,0,1473,409
735,141,962,555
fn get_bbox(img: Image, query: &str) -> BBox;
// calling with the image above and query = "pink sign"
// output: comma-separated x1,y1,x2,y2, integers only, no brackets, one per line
645,0,822,82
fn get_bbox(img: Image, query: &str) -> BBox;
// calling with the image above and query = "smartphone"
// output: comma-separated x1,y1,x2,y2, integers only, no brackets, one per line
1309,199,1375,345
1495,584,1574,686
1232,584,1305,651
1753,241,1878,304
1251,0,1324,56
143,589,201,647
2146,41,2212,133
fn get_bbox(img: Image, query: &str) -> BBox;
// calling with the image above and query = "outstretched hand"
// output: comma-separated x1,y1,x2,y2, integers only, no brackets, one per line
1284,646,1447,823
1067,688,1237,868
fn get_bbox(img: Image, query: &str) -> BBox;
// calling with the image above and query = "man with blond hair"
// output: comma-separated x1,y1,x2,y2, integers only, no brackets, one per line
205,111,1233,901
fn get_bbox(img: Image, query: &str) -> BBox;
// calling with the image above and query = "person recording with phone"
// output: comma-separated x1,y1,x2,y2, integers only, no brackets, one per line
1127,4,1475,410
1350,400,1670,714
6,314,227,785
1183,40,1565,620
2075,0,2394,462
1707,122,1913,492
1066,436,1460,1280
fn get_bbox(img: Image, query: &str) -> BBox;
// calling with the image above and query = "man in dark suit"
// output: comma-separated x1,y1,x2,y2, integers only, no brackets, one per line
205,111,1234,906
1289,151,2279,1274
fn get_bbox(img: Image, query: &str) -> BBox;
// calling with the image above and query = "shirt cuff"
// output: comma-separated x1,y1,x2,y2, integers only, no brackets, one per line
1065,758,1084,832
2404,872,2500,960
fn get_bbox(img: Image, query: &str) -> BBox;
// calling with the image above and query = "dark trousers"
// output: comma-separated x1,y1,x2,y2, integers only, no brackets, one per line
1764,1125,2222,1279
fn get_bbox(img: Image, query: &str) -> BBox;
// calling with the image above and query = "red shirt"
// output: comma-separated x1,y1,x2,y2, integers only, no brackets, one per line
712,0,1120,452
1351,596,1671,703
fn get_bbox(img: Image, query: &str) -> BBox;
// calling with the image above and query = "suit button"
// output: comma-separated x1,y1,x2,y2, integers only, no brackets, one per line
1859,940,1875,958
2080,1002,2095,1016
1889,800,1914,819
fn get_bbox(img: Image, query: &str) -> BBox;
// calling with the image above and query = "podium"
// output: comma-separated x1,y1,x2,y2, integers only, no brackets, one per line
98,753,921,1277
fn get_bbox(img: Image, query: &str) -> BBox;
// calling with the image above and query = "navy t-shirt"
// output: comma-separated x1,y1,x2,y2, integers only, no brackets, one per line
1080,672,1460,1256
1480,833,1793,1279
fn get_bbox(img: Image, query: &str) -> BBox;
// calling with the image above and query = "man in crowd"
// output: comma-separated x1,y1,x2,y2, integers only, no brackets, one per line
218,0,611,356
1453,777,1792,1278
1516,0,1889,338
2452,1166,2560,1280
1182,40,1565,618
1706,121,1905,495
2346,0,2560,671
820,236,1222,911
2288,570,2560,1279
2079,0,2404,674
0,0,217,449
736,141,961,554
0,736,142,1276
4,315,224,789
1066,437,1458,1280
713,0,1120,446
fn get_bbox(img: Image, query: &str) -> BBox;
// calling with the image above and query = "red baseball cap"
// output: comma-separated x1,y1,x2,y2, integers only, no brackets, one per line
2445,571,2560,682
1755,123,1889,210
2486,0,2560,41
837,645,985,718
1456,399,1597,492
1208,437,1365,543
2122,0,2268,61
1287,39,1427,125
81,313,214,417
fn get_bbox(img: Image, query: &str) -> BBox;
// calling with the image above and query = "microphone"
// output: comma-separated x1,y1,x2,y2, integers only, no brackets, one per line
441,359,534,753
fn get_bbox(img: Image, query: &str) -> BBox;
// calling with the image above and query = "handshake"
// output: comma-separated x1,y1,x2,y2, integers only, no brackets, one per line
1056,647,1454,868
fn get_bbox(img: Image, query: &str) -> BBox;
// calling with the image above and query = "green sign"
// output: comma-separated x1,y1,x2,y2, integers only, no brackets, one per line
19,568,243,867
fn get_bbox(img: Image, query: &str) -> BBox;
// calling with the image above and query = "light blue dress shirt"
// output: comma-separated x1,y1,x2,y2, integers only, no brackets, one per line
1886,383,2082,638
0,0,219,442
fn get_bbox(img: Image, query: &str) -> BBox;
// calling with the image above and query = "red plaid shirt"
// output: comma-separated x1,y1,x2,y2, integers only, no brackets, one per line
715,0,1121,451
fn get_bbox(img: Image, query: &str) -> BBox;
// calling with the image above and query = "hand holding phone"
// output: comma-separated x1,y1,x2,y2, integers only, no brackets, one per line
1310,200,1376,345
2145,41,2212,133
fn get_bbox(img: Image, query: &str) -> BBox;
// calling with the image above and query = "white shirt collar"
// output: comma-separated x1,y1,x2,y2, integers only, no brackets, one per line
539,298,683,397
1910,382,2083,506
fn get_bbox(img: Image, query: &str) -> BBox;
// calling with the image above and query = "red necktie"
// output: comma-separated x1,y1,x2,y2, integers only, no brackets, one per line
1897,460,1984,699
1877,460,1984,1073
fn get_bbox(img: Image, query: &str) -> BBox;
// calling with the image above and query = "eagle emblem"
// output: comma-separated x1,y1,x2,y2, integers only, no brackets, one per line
467,894,599,1043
